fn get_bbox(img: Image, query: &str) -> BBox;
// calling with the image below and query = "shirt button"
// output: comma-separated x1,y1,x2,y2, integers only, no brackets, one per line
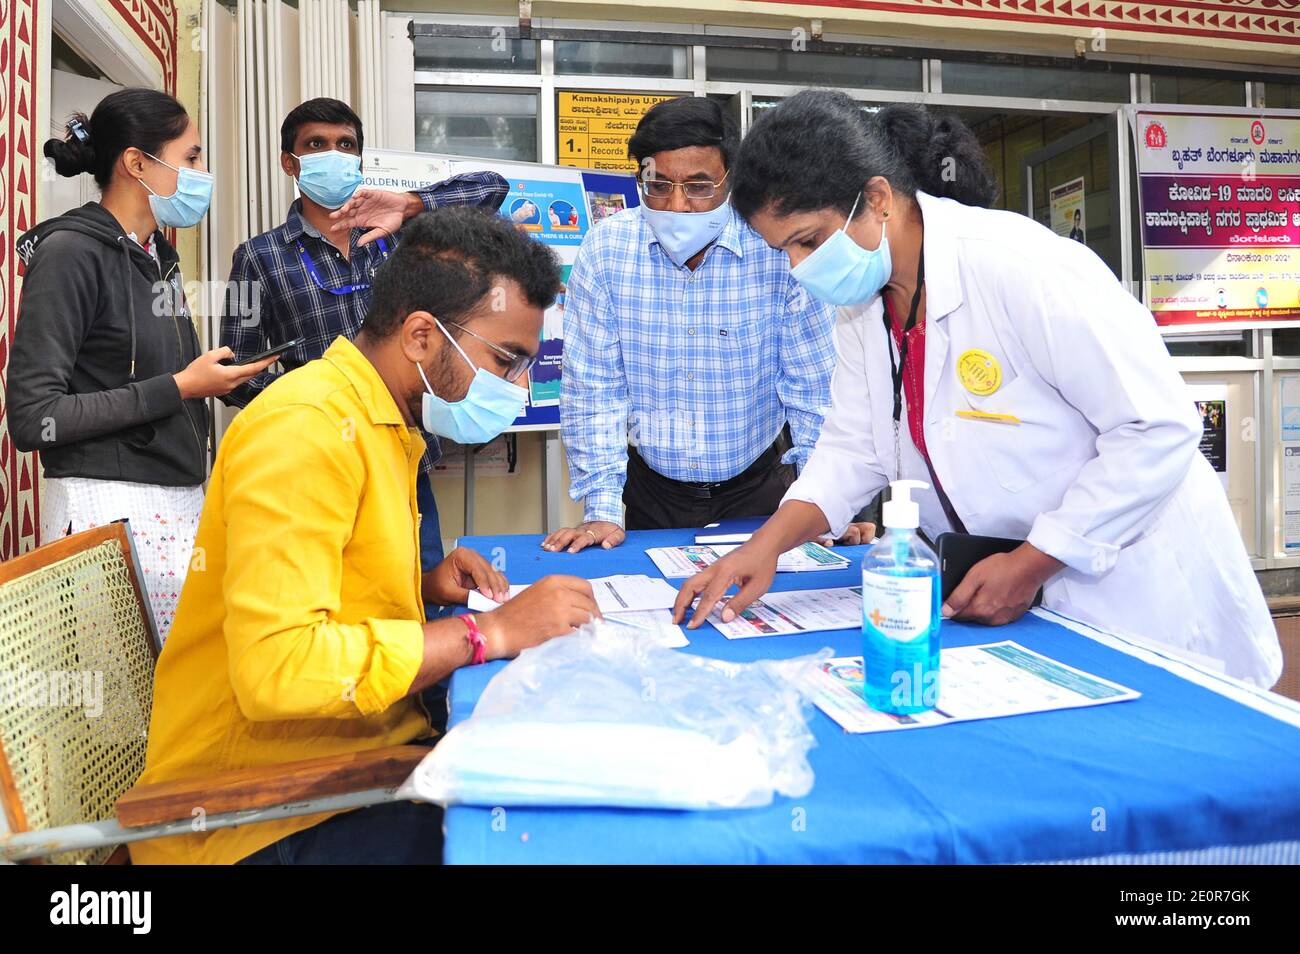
688,328,696,336
687,372,695,381
691,463,698,470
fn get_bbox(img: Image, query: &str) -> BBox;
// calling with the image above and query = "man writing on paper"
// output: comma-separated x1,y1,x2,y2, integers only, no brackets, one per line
133,208,600,865
544,97,873,553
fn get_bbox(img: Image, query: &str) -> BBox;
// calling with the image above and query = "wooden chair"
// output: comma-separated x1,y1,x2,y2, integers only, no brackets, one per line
0,521,429,864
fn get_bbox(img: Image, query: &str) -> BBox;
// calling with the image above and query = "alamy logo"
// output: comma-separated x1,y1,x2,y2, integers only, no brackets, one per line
49,884,151,934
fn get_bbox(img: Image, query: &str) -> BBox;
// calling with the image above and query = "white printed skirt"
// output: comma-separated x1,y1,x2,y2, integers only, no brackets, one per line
41,477,204,644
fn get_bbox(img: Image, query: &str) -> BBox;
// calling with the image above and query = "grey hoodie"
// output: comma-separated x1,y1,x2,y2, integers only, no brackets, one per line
5,201,208,486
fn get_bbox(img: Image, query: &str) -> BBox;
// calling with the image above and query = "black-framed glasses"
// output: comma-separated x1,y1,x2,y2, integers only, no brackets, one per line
445,321,537,382
640,170,730,201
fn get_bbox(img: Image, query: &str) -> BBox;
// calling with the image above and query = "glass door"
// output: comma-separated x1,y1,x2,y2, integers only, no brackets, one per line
1023,116,1122,279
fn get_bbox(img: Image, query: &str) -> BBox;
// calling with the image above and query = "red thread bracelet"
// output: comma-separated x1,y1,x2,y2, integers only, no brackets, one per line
462,613,487,665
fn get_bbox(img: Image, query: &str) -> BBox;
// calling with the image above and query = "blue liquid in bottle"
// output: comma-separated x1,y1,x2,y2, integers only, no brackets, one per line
860,481,941,715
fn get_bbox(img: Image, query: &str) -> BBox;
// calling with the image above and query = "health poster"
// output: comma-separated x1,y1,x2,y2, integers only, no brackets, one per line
1187,383,1229,491
360,149,638,430
1049,176,1087,244
1131,109,1300,327
500,176,590,249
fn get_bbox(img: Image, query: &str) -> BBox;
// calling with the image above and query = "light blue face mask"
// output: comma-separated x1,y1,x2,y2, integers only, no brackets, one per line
294,150,363,209
790,191,892,306
417,320,528,444
641,199,731,268
140,153,213,229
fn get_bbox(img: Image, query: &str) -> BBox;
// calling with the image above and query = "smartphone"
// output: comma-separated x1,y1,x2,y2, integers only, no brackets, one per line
233,338,302,365
936,532,1044,607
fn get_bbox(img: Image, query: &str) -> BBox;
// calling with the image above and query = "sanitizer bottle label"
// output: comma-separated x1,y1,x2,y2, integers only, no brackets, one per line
861,571,933,641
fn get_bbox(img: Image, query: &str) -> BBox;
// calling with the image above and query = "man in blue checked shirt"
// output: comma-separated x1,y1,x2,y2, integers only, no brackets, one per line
219,97,508,585
544,97,874,554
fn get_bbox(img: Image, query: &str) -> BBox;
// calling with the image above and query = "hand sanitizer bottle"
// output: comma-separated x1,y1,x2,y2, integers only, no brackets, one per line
861,479,941,715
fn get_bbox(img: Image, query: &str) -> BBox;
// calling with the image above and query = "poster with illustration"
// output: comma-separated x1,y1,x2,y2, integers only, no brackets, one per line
1049,176,1086,244
361,148,639,430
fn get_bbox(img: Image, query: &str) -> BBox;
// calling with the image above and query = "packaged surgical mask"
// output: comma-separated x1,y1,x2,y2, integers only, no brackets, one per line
791,191,892,306
140,154,213,229
293,150,363,209
398,619,824,809
417,320,527,444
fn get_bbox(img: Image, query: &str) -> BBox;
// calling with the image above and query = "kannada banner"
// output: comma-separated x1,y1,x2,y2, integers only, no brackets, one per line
1132,109,1300,327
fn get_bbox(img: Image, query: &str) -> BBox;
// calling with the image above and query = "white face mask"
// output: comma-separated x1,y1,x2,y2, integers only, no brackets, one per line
641,200,732,267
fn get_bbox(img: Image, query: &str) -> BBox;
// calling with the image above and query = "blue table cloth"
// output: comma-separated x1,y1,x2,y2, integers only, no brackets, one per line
443,527,1300,864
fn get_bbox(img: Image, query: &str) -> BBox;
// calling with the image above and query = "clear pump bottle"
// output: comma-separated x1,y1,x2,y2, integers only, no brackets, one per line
860,480,941,715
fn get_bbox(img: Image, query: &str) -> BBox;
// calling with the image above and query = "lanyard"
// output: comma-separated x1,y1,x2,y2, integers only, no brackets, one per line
296,236,390,296
882,251,926,481
880,250,969,534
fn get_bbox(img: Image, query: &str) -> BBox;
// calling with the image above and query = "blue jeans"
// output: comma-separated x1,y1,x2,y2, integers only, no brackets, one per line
416,471,452,729
236,797,444,864
416,470,445,573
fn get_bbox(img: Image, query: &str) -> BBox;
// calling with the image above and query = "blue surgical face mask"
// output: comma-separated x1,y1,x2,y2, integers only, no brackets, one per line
294,150,363,209
641,199,731,268
417,320,528,444
140,153,213,229
790,192,892,306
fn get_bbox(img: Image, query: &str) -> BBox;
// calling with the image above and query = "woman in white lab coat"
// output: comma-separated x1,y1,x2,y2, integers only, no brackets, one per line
672,91,1281,687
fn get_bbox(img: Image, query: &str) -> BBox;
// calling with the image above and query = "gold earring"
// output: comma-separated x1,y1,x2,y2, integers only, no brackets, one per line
883,209,891,219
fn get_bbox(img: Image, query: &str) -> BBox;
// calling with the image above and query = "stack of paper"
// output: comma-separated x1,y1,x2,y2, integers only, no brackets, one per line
646,541,849,579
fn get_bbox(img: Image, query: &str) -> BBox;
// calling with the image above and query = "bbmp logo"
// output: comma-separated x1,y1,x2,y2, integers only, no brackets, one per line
1250,121,1266,146
1143,120,1168,150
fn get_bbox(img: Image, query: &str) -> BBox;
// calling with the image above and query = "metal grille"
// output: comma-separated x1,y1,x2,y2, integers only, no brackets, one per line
0,541,155,864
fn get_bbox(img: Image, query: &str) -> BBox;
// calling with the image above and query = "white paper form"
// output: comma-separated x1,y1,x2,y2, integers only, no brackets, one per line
646,541,849,579
708,586,863,639
467,578,686,645
803,641,1140,733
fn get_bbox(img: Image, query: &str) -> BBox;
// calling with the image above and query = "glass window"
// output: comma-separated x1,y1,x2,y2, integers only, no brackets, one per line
415,89,538,162
1163,332,1252,357
1259,81,1300,110
1271,328,1300,356
555,41,691,79
413,35,538,74
1149,74,1245,106
942,61,1130,102
708,47,922,91
752,96,882,118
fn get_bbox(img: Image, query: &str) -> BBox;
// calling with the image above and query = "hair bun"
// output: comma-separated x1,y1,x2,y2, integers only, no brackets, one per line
43,114,96,177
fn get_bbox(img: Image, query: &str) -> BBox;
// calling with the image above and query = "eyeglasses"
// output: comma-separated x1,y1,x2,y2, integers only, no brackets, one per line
444,321,537,382
640,170,730,201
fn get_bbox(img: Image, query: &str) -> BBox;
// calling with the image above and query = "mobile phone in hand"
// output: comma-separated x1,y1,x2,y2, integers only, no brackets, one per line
232,339,303,365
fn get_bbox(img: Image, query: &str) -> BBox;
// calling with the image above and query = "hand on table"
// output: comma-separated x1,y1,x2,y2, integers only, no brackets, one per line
671,543,779,630
541,521,625,554
424,546,509,606
476,575,601,659
941,543,1063,626
816,520,877,547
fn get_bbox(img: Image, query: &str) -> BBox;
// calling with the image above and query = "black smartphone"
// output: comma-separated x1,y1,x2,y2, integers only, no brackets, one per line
233,339,302,365
936,532,1044,607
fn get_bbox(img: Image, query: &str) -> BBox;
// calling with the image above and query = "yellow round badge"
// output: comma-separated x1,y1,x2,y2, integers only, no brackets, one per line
957,349,1002,396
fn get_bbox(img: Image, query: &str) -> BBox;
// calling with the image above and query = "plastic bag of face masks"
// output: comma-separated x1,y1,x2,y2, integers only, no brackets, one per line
398,618,828,810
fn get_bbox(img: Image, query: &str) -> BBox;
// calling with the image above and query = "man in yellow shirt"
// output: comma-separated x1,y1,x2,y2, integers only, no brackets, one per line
131,206,599,864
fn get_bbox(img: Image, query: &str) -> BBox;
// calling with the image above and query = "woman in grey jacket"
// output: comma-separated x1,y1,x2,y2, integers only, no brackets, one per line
7,88,275,639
